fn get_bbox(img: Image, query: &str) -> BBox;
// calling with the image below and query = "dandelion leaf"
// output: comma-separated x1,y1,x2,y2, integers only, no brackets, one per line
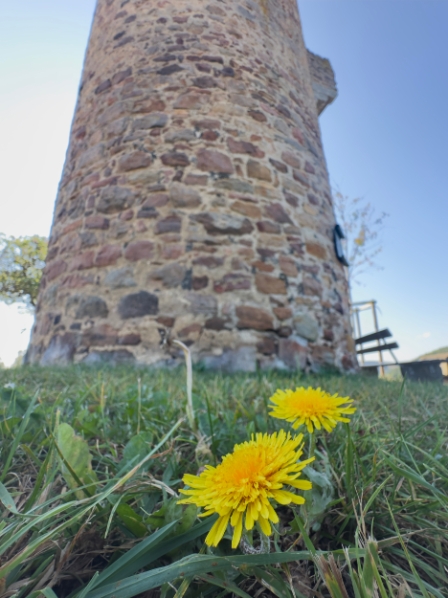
303,466,334,531
116,503,147,538
55,423,98,499
122,431,154,471
146,497,197,538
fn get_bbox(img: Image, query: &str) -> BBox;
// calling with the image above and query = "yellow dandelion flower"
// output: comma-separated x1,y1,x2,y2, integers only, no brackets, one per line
178,430,313,549
269,386,356,434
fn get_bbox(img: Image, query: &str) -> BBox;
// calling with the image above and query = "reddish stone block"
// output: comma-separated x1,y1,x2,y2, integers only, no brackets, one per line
255,273,287,295
292,127,305,145
231,257,246,270
192,76,217,88
174,92,208,110
278,326,293,337
184,174,208,185
256,221,281,234
46,246,59,260
134,99,166,113
265,203,293,224
160,244,184,260
279,255,298,276
306,242,327,260
193,119,221,130
247,159,272,182
70,251,95,271
155,215,182,234
192,276,208,290
124,241,155,261
197,149,234,174
95,244,122,267
302,277,323,297
227,137,264,158
252,260,274,273
156,316,175,327
112,66,132,85
257,337,277,355
91,176,119,189
248,110,267,122
284,191,299,207
143,194,169,208
273,307,293,320
118,151,152,172
342,354,356,370
278,338,307,369
230,201,262,219
161,152,189,167
193,255,224,268
85,215,110,230
324,329,334,341
119,211,136,224
214,273,251,293
83,324,118,346
293,170,310,187
305,161,316,174
62,219,83,235
269,158,287,173
61,273,94,288
205,317,228,331
170,184,201,207
236,306,274,331
95,79,111,94
178,323,202,339
281,151,301,170
46,259,67,282
117,333,141,345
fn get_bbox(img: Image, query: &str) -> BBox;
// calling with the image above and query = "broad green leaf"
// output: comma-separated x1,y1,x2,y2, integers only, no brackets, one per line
0,482,19,514
55,423,98,499
122,432,154,471
116,504,147,538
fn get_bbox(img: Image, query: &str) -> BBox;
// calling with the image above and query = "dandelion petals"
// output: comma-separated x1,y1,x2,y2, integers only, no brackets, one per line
259,516,272,536
178,431,313,548
268,386,356,433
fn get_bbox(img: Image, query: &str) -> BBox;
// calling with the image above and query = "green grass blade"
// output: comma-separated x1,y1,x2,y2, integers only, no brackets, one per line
90,520,180,589
0,392,38,482
197,573,253,598
83,552,315,598
382,454,447,504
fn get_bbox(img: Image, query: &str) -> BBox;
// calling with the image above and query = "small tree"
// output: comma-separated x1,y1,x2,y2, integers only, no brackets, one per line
333,191,389,290
0,234,48,312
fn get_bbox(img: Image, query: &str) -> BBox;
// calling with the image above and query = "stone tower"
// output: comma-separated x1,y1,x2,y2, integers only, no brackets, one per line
27,0,356,372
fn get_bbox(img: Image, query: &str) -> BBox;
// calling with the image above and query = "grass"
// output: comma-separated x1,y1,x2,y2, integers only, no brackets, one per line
0,365,447,598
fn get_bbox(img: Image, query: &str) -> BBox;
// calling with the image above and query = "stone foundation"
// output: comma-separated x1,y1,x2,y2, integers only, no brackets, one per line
27,0,356,372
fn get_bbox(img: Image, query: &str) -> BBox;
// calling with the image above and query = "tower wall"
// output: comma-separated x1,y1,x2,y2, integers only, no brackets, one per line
28,0,356,372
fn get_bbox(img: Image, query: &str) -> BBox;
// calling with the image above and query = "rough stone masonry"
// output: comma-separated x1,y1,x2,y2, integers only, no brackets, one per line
27,0,357,372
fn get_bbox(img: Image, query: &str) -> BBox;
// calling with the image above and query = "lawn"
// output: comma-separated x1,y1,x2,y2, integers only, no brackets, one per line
0,365,447,598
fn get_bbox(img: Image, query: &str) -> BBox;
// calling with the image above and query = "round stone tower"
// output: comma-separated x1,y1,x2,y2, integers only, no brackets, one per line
27,0,356,372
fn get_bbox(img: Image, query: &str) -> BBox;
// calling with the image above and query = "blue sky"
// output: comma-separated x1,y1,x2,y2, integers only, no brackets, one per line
0,0,446,366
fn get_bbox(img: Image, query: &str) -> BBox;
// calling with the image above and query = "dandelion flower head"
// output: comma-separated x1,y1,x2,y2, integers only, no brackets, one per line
269,386,356,433
178,430,313,548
